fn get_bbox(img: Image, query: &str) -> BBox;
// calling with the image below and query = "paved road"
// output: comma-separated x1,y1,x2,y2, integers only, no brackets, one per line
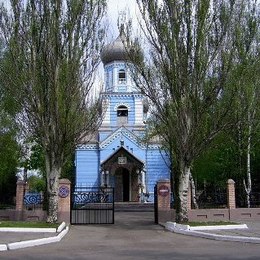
1,212,260,260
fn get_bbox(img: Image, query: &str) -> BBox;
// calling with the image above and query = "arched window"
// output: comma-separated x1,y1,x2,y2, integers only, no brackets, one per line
118,69,126,84
117,105,128,117
117,105,128,125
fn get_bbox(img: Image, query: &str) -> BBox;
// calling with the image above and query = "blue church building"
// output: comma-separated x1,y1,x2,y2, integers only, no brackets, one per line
75,34,170,202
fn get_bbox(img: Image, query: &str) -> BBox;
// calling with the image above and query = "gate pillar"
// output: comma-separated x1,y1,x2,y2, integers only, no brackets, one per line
15,180,25,220
227,179,236,209
156,179,172,224
58,179,71,223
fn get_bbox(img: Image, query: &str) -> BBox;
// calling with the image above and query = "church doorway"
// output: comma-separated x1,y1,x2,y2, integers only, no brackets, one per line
101,147,144,202
114,168,130,202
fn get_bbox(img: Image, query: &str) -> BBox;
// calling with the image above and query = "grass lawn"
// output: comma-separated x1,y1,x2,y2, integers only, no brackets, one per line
0,221,59,228
181,221,239,226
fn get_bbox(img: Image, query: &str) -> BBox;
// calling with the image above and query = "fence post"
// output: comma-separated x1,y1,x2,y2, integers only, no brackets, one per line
15,180,25,220
156,179,172,224
58,179,71,223
227,179,236,209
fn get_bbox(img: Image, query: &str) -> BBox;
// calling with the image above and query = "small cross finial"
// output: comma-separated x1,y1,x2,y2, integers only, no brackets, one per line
118,11,126,36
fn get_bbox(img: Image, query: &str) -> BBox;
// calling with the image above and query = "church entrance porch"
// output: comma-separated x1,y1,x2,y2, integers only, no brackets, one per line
101,146,145,202
114,167,139,202
114,168,129,202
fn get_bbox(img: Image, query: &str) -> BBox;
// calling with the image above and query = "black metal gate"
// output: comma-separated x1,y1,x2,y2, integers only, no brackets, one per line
154,185,158,224
71,187,114,224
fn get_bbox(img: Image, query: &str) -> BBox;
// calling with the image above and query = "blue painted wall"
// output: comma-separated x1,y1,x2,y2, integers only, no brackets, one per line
76,149,100,186
146,149,170,199
99,131,113,142
75,145,170,202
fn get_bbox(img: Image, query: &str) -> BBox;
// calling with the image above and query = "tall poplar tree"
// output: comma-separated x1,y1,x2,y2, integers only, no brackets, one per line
233,1,260,207
0,0,106,223
126,0,253,222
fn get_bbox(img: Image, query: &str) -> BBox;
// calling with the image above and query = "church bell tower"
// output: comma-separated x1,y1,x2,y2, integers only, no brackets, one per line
99,32,148,132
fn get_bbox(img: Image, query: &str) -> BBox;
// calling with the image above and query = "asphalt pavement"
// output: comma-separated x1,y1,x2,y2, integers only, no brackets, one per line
1,212,260,259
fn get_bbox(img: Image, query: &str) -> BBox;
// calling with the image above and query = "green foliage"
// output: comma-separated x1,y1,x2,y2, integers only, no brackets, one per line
193,126,260,191
0,137,19,204
60,153,75,185
193,133,239,187
0,105,19,204
0,54,20,204
27,175,45,192
19,140,46,175
23,140,75,193
0,221,59,228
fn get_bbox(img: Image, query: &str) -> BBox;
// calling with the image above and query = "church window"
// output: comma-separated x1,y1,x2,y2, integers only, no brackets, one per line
117,105,128,117
118,69,126,84
117,105,128,125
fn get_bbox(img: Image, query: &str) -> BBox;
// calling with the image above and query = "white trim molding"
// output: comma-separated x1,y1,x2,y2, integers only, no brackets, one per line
114,102,131,111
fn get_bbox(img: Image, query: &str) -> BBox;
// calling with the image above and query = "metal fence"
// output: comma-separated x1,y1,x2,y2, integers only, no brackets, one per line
236,191,260,208
24,192,44,210
197,188,227,209
71,187,114,224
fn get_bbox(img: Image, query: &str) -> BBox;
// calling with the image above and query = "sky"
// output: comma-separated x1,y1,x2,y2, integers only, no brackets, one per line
105,0,139,41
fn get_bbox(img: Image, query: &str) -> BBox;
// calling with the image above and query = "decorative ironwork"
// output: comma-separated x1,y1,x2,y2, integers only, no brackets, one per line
59,186,70,198
71,187,114,224
73,190,112,205
24,192,43,210
24,192,43,205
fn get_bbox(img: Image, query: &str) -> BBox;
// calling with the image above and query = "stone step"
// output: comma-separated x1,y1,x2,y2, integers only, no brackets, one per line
114,202,154,212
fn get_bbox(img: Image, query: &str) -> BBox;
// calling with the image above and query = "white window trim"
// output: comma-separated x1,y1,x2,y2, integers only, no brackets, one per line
114,103,131,111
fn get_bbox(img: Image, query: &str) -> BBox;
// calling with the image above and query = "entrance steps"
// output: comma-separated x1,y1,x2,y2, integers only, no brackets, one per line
114,202,154,212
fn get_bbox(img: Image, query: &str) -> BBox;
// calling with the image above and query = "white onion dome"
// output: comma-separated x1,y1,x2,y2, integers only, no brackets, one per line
101,34,128,65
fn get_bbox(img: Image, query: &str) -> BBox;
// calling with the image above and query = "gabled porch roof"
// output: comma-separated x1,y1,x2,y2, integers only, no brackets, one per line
101,146,144,169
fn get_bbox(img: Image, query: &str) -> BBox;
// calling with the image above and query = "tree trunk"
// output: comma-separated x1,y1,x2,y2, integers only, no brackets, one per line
189,173,198,209
45,154,62,223
176,162,190,223
244,112,252,208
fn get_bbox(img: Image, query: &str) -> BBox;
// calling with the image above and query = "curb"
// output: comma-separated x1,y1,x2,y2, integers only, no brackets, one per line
57,222,66,233
0,221,65,233
0,222,69,251
0,244,8,251
8,226,69,250
173,222,248,231
0,227,57,233
165,222,260,244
